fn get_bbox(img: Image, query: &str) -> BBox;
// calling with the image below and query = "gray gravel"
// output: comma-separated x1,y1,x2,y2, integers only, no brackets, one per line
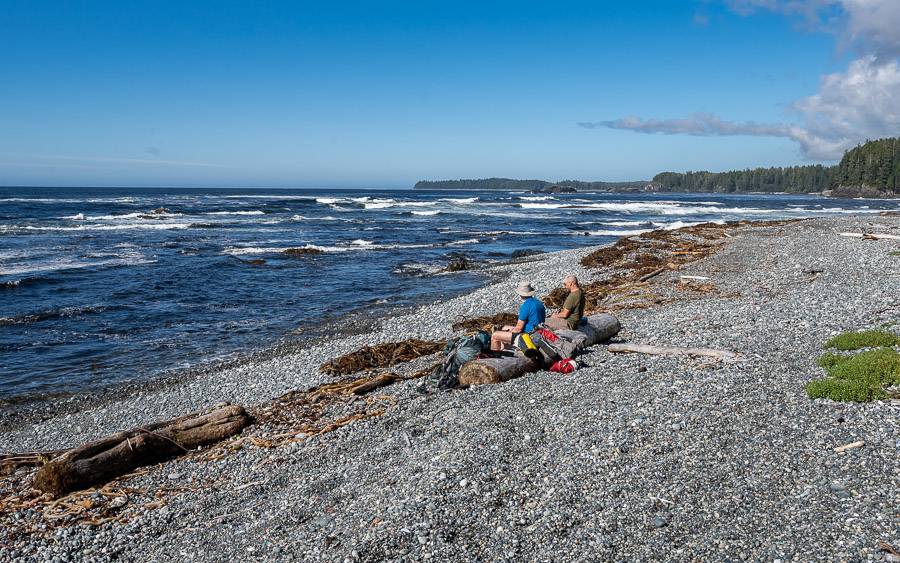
2,215,899,562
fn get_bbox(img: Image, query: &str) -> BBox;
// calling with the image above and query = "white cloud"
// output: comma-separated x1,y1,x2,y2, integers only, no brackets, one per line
580,1,900,160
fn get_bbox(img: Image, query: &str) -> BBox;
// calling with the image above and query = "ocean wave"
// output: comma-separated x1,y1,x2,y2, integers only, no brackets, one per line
2,222,193,232
580,229,653,237
576,220,651,227
446,238,480,246
409,210,442,216
518,196,555,201
223,195,317,201
203,210,266,216
0,305,106,326
0,254,155,276
440,197,479,204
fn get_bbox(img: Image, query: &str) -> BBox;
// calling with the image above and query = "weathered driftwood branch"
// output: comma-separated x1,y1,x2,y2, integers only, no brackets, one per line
833,440,865,453
839,232,900,241
349,372,401,395
638,268,666,282
607,343,737,360
33,405,251,497
0,451,69,476
458,357,540,386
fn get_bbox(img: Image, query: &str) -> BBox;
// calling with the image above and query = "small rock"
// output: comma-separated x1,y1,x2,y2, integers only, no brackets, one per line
651,516,669,529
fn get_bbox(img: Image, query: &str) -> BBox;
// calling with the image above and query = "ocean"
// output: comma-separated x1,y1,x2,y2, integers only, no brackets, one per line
1,186,895,402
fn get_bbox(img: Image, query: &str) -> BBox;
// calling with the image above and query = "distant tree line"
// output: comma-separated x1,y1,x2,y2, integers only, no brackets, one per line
653,137,899,197
415,137,900,198
651,165,833,194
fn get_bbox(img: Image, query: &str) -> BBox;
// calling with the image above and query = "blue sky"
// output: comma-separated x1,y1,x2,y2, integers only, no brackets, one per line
1,0,893,188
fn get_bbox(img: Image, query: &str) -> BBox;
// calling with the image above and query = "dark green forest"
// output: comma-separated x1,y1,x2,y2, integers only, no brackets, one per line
653,137,899,197
416,137,900,197
651,165,833,194
830,137,900,197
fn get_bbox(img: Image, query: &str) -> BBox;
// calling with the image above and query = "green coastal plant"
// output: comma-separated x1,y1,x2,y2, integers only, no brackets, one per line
807,347,900,403
823,329,900,350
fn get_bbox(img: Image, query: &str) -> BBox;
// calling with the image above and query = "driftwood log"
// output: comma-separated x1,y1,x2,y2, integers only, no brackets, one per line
459,313,623,385
839,232,900,241
33,405,251,497
607,343,737,360
458,357,540,386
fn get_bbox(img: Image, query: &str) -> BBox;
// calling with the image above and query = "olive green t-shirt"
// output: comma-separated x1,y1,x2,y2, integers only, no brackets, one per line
563,289,585,329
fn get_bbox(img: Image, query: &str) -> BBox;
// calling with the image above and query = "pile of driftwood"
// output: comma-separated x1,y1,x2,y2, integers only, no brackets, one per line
319,339,444,376
458,313,622,385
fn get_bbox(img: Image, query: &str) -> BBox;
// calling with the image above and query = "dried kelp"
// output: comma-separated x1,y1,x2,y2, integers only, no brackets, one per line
451,312,519,332
319,339,444,376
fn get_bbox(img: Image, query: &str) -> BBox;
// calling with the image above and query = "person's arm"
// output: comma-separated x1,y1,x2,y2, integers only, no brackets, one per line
556,307,571,319
511,319,526,334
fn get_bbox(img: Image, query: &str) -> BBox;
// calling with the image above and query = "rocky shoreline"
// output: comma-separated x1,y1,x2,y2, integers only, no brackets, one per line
2,215,899,562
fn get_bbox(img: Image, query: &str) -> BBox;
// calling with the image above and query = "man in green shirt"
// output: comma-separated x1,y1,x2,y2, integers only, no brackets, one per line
547,275,585,331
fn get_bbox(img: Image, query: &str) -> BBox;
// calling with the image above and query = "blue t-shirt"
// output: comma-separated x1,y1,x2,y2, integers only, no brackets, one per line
518,296,546,332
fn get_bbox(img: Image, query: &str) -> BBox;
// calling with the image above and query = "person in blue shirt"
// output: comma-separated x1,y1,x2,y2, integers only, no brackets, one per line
490,281,546,351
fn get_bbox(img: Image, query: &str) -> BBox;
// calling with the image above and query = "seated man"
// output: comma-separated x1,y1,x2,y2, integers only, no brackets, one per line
546,274,585,331
490,281,546,351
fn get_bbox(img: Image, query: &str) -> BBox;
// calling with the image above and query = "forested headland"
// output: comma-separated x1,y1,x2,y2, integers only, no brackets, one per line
414,137,900,198
413,178,647,192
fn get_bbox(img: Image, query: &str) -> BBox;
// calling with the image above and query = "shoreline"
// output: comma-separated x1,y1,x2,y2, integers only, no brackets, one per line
2,214,899,561
0,252,536,431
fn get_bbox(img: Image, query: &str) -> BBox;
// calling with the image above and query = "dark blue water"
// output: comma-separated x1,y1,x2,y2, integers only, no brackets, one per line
1,187,896,400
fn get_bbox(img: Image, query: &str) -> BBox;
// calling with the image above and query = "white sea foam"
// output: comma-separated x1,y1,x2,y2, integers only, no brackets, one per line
2,222,193,232
440,197,479,204
411,210,441,216
518,196,555,201
0,254,155,276
582,229,653,236
204,210,265,216
447,238,480,246
518,202,566,210
63,213,86,220
351,239,374,246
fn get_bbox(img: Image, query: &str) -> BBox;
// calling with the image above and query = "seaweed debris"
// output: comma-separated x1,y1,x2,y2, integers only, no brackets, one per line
451,312,519,332
319,339,444,376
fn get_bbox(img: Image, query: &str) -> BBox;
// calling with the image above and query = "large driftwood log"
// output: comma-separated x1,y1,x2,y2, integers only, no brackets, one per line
607,343,737,360
575,313,622,347
458,357,539,386
33,405,250,497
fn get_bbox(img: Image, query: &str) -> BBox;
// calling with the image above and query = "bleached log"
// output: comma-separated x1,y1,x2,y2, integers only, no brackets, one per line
575,313,622,347
458,357,539,386
607,343,737,360
33,405,251,497
839,232,900,241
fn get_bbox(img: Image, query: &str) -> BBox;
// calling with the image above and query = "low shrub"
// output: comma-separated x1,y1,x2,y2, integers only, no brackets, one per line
806,347,900,403
823,329,900,351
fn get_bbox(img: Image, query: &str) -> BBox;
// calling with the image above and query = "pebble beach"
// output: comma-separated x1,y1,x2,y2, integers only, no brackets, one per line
2,214,899,562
